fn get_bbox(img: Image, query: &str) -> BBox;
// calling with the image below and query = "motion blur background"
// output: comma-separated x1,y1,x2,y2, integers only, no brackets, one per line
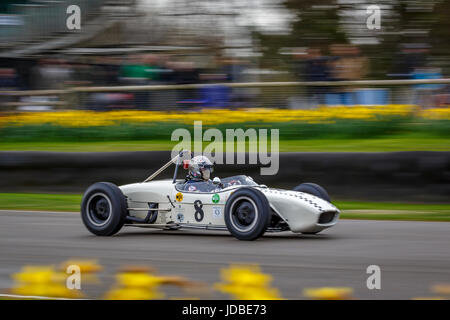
1,0,450,108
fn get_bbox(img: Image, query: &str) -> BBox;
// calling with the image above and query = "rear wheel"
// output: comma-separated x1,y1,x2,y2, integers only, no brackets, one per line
224,188,271,241
293,182,331,202
81,182,127,236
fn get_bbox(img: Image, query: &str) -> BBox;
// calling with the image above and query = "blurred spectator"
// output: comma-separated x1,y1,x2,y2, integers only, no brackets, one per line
173,61,200,105
23,59,73,111
220,57,254,108
328,44,368,105
68,61,93,87
142,54,162,83
329,45,368,81
304,48,331,106
119,55,150,109
0,67,23,110
87,57,133,110
390,43,429,79
0,68,22,90
200,73,230,108
172,61,200,86
158,55,175,84
149,54,176,109
101,57,121,86
293,48,331,107
412,67,446,108
387,44,430,105
30,58,73,90
119,55,149,85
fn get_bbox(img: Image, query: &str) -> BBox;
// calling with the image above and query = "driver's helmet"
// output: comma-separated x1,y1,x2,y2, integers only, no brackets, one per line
188,155,214,181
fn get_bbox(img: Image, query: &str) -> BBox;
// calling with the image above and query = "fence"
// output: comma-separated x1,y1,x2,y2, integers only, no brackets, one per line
1,79,450,111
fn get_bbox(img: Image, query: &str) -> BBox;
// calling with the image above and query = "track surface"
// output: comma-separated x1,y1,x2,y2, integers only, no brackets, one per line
1,210,450,299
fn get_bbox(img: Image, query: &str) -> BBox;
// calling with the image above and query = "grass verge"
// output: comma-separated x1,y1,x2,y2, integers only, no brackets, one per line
0,136,449,152
0,193,449,222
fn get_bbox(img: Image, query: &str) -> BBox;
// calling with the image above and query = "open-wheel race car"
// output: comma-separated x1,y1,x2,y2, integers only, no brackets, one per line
81,151,340,240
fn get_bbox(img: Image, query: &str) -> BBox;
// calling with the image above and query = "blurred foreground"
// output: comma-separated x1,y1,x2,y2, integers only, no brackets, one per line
5,259,448,300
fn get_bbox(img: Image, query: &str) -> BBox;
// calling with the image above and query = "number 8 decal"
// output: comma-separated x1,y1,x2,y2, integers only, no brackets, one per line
194,200,204,222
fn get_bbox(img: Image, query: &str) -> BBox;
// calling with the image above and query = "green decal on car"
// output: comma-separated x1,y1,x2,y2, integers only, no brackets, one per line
212,193,220,204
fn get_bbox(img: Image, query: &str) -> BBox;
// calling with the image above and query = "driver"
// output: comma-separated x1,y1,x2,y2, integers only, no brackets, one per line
185,155,214,188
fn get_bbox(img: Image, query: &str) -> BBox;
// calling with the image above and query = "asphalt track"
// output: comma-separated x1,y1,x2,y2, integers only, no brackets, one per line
1,210,450,299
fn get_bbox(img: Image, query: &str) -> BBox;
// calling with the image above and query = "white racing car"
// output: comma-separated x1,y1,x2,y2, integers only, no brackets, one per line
81,151,339,240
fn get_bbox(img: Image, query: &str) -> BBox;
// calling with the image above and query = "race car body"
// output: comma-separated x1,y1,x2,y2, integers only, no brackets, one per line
81,151,339,240
121,178,339,233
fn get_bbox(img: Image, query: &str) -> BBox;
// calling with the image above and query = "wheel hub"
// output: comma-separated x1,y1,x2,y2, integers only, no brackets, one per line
95,199,108,217
87,193,112,226
235,201,255,226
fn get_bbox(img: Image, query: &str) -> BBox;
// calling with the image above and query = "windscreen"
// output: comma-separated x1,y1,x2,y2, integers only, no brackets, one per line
176,175,258,193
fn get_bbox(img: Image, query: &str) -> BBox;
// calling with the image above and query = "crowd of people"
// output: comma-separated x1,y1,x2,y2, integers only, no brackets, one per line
291,43,448,107
292,45,369,106
1,45,448,110
0,54,247,110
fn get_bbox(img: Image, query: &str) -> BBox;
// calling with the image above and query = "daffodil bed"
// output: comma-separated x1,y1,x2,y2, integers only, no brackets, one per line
0,106,448,147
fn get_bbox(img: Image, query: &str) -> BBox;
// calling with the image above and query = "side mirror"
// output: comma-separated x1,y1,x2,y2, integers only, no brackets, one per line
213,177,221,185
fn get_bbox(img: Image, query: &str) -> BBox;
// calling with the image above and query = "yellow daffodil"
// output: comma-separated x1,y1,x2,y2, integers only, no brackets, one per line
431,284,450,296
0,105,435,128
214,264,282,300
11,265,82,298
303,287,354,300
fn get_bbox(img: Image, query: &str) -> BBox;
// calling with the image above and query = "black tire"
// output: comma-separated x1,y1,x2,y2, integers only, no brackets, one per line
293,182,331,202
224,188,271,241
81,182,127,236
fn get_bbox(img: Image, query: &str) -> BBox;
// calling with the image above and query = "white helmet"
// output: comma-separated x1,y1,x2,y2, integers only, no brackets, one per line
188,155,214,181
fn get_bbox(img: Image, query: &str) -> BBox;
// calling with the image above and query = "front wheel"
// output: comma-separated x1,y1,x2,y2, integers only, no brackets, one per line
81,182,127,236
224,188,271,241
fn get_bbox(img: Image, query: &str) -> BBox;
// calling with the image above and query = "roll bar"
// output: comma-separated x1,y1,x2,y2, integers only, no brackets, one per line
142,150,190,183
